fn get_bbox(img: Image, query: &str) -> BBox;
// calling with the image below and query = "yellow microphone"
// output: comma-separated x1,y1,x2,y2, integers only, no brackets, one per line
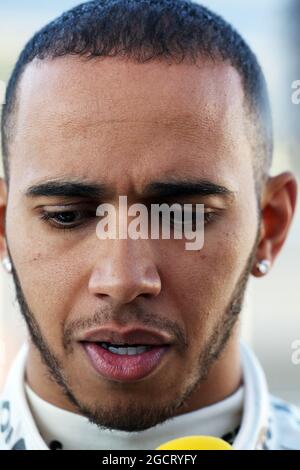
156,435,233,450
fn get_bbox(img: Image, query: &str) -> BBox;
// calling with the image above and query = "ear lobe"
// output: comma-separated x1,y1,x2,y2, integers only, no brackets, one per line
251,172,297,277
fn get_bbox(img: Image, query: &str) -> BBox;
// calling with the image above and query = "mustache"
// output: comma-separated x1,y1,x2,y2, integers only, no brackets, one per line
63,304,188,352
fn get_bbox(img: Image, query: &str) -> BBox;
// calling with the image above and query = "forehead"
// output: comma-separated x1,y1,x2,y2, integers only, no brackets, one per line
10,56,251,194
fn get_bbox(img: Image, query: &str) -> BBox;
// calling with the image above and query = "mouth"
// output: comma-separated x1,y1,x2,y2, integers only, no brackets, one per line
79,326,173,383
92,342,156,354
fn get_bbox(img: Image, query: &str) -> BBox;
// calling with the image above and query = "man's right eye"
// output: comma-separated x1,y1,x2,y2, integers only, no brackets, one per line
39,209,96,229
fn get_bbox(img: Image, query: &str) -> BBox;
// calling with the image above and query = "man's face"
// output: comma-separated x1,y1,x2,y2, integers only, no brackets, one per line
5,56,259,431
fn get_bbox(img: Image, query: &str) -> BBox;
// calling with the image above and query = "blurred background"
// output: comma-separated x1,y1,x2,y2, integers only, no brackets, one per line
0,0,299,404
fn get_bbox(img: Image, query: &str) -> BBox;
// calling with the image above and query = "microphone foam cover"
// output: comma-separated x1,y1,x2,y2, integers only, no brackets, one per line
156,435,233,450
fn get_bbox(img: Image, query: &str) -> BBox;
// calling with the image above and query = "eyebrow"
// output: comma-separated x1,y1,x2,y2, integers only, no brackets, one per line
143,179,236,200
24,178,235,201
25,180,110,199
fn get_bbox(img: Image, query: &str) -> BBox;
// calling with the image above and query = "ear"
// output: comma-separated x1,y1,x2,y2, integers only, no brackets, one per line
251,172,298,277
0,177,9,260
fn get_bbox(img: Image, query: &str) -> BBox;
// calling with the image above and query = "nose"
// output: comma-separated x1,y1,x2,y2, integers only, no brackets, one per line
88,239,162,304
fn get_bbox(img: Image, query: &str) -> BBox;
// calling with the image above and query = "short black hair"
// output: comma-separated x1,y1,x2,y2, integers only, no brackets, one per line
1,0,273,192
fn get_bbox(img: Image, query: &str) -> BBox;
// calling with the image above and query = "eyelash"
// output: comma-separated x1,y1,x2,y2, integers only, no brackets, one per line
39,208,219,231
40,209,95,230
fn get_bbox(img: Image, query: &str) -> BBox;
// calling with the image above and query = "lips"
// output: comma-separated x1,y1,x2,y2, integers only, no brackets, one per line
79,325,173,382
80,326,173,346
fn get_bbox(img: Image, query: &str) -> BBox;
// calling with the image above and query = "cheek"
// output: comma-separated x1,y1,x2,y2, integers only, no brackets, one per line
6,213,87,341
160,210,257,340
13,256,79,343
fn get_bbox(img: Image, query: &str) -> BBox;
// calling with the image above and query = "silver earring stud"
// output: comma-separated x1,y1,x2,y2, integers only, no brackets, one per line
2,256,12,274
256,259,271,275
